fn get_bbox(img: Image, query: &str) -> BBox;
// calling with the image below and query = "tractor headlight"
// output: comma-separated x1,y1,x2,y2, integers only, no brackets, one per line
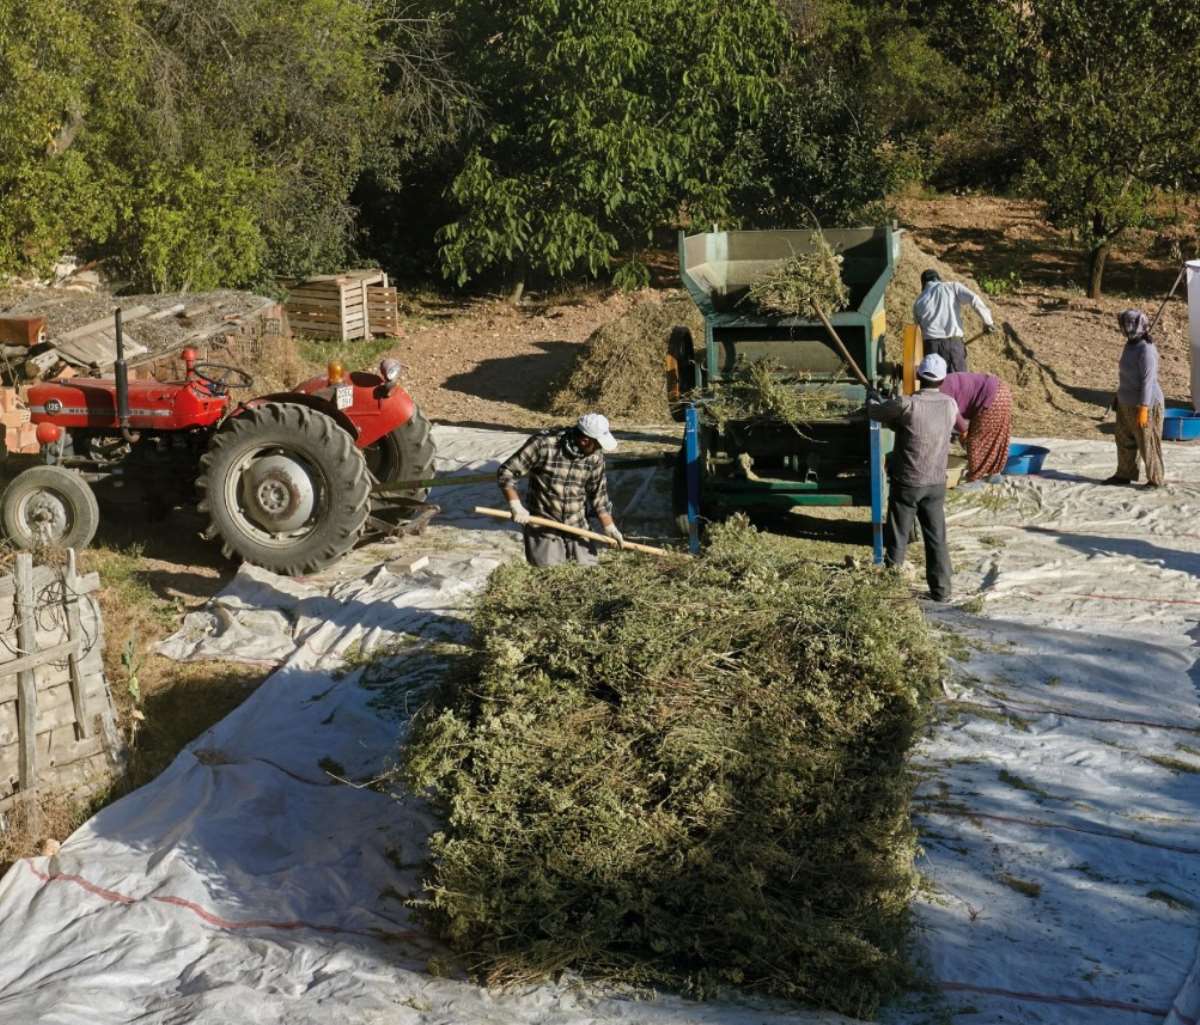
380,358,402,383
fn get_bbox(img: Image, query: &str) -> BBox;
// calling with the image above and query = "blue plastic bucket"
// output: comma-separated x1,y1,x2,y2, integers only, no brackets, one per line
1003,443,1050,476
1162,408,1200,441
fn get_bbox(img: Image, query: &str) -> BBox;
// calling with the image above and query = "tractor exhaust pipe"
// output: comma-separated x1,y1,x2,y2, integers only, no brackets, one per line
113,307,136,442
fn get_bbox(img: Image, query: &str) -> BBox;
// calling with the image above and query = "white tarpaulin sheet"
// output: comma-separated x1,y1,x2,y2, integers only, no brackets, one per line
0,427,1199,1025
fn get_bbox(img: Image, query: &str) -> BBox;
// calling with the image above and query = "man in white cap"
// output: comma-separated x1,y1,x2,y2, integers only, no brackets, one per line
867,354,958,602
913,268,996,374
498,412,624,566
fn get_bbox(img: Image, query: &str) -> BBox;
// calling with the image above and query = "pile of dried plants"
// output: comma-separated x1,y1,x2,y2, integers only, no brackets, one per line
700,356,856,428
747,234,850,317
403,518,941,1018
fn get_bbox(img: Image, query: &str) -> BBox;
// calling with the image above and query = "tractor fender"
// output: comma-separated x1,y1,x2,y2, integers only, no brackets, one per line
237,392,360,442
238,376,418,450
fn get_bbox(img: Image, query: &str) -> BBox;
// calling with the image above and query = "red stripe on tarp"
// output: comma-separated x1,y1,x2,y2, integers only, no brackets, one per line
941,981,1168,1017
22,860,416,940
25,863,135,905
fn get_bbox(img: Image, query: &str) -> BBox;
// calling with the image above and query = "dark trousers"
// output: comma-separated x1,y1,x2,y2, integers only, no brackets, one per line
885,483,952,601
925,336,968,374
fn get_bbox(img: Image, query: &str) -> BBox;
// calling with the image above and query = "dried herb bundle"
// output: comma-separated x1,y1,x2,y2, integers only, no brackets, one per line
747,234,850,317
701,356,856,428
403,519,941,1018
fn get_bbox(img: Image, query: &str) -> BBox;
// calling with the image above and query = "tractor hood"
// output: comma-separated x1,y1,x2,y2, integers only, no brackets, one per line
27,377,230,431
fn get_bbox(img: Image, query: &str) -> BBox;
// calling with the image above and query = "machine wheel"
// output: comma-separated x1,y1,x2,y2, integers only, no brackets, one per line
364,406,437,501
1,466,100,550
198,402,371,576
671,447,692,537
665,326,697,424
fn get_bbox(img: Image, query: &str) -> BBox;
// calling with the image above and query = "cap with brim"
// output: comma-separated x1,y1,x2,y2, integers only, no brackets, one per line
577,413,618,452
917,353,947,381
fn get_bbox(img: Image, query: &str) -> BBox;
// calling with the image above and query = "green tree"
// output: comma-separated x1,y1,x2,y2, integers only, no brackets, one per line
433,0,789,295
743,0,966,227
0,0,139,276
0,0,466,291
955,0,1200,298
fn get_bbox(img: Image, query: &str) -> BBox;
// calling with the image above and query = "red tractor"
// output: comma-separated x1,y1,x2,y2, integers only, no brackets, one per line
2,309,435,575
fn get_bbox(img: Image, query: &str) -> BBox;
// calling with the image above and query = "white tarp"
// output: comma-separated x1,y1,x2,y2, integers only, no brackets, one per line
1187,260,1200,411
0,427,1199,1025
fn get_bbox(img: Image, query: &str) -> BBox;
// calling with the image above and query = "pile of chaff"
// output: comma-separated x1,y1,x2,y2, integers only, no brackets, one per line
403,518,942,1018
699,355,857,428
547,293,702,422
747,233,850,317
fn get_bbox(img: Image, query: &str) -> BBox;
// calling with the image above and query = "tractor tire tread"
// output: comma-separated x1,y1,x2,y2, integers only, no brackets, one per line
198,402,370,576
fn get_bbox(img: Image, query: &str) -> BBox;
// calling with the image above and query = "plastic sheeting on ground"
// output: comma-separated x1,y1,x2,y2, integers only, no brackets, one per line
1,427,1199,1025
0,425,849,1025
908,438,1200,1024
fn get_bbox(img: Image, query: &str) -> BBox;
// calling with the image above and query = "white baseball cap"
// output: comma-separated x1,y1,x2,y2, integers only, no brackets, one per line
917,353,947,381
577,413,618,452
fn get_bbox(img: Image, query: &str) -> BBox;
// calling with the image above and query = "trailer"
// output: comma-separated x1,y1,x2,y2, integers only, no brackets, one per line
669,226,912,562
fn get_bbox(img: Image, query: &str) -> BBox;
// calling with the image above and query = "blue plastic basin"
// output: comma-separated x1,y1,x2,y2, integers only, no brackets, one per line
1003,443,1050,476
1163,408,1200,441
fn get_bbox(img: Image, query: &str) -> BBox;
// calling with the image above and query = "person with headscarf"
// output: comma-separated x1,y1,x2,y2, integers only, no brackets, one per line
1106,309,1165,488
939,370,1013,483
912,269,996,374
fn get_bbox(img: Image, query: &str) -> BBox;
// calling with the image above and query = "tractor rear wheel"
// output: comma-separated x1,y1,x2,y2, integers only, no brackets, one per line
198,402,371,576
1,466,99,550
364,406,436,501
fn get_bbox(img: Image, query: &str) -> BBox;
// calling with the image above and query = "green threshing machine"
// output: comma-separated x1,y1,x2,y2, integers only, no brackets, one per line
669,226,906,562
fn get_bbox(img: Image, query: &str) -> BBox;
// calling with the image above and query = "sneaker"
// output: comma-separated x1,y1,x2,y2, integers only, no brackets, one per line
958,480,986,491
986,474,1004,484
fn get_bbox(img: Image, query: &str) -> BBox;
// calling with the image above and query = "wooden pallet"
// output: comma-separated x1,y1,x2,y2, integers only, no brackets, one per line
0,552,121,822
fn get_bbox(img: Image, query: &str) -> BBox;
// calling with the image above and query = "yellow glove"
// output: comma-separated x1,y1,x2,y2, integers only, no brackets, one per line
1136,405,1149,429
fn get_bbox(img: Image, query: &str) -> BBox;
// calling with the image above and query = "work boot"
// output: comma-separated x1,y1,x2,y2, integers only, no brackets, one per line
1102,475,1133,486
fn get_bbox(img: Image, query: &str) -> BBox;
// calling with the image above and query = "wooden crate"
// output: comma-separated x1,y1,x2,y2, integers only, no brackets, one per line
0,552,123,819
285,270,396,341
366,285,401,337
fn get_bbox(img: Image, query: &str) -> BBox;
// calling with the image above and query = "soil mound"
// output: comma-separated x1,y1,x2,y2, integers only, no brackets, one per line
546,292,702,423
889,235,1103,436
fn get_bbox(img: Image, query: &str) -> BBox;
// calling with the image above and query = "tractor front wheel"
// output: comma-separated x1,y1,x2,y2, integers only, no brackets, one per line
1,465,100,550
364,406,437,501
198,402,371,576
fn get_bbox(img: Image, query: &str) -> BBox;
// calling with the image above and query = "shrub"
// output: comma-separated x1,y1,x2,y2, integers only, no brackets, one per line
404,518,942,1018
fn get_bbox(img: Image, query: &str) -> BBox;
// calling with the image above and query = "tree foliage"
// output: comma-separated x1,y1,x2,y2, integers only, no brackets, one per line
0,0,465,290
432,0,789,292
938,0,1200,297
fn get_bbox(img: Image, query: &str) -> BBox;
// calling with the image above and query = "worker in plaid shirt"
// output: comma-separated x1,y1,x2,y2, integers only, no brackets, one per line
498,413,624,566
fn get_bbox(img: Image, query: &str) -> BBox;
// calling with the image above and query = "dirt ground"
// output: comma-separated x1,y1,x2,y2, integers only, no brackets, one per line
897,195,1195,437
379,289,672,431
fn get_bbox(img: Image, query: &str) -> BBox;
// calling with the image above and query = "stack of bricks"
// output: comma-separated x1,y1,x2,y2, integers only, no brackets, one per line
0,388,37,455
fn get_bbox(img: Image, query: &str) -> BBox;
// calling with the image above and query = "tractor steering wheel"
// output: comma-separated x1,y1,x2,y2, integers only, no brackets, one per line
192,362,254,394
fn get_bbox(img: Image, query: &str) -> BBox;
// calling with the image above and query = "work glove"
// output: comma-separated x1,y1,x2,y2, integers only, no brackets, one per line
984,322,997,335
508,499,532,526
1136,405,1149,430
604,522,625,549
